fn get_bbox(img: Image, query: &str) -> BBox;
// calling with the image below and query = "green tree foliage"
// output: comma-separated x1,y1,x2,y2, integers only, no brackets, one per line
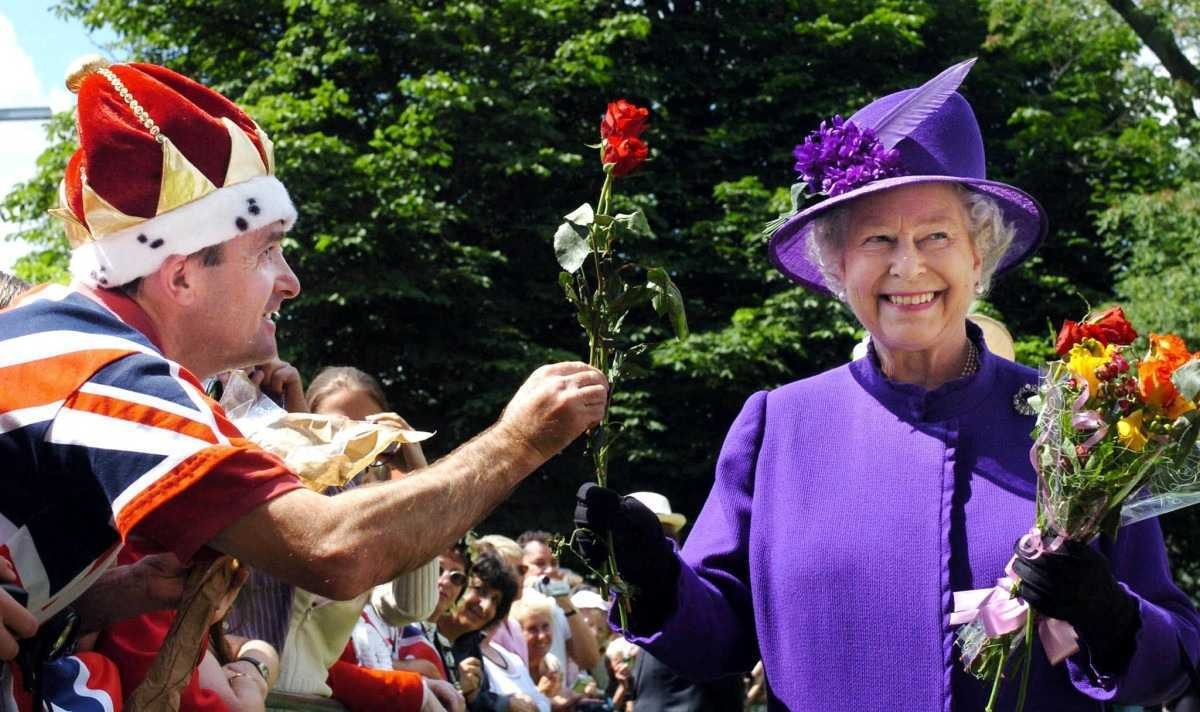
5,1,1200,581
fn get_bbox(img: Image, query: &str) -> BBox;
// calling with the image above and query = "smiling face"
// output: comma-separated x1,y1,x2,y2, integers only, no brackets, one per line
453,576,501,633
839,183,980,358
430,551,467,621
520,611,555,660
177,225,301,377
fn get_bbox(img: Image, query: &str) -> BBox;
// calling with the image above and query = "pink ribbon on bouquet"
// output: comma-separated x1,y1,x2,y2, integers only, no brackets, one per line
950,533,1080,665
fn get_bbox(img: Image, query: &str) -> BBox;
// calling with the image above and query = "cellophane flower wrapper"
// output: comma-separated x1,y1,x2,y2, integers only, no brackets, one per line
1119,446,1200,525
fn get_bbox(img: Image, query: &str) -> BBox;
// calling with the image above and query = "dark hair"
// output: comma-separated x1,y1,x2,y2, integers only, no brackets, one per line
306,366,390,413
0,272,30,310
117,242,225,296
517,530,553,548
469,553,519,625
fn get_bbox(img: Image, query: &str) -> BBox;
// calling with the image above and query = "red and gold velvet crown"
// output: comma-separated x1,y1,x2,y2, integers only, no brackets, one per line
53,56,297,288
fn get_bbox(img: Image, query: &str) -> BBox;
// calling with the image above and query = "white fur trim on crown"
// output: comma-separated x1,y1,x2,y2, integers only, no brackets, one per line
69,175,296,288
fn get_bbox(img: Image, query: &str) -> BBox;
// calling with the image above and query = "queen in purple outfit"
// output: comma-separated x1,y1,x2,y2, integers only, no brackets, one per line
576,59,1200,711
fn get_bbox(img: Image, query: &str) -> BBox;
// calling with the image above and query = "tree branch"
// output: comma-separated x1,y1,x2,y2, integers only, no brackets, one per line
1105,0,1200,98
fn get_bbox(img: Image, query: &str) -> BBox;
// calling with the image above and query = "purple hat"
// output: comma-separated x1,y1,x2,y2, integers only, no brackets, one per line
767,58,1047,294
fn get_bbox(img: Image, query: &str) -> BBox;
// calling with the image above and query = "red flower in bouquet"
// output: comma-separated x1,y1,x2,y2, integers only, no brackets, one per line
1054,306,1138,355
600,99,648,139
1088,307,1138,348
1139,334,1196,418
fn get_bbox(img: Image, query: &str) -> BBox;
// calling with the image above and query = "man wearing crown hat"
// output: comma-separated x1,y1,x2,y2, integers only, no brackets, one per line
0,57,607,709
576,60,1200,710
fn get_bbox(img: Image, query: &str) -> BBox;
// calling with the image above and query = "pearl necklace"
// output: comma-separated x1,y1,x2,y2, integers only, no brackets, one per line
960,340,980,378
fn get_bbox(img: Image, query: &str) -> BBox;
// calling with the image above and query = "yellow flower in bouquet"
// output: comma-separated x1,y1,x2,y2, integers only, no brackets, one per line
1066,339,1116,398
1116,410,1148,452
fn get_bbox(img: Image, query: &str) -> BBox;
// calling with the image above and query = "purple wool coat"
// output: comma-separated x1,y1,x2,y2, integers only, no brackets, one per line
626,330,1200,711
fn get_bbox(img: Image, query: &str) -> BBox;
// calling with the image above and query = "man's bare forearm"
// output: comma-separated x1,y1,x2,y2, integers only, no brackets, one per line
212,423,543,599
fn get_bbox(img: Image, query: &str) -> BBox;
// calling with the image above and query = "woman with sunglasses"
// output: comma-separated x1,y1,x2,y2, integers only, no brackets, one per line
354,546,472,682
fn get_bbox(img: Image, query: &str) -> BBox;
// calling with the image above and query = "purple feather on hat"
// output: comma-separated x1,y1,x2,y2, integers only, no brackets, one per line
867,57,977,149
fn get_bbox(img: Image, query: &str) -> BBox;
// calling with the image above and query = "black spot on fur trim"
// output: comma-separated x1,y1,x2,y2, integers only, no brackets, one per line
235,216,249,231
248,204,261,215
149,238,164,249
137,234,148,243
247,197,257,205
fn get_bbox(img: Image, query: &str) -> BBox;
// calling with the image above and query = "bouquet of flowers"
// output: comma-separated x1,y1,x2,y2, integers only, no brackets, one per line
552,100,688,625
952,307,1200,712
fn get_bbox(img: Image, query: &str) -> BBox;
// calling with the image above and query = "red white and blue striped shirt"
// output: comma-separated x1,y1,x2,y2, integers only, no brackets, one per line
0,283,301,625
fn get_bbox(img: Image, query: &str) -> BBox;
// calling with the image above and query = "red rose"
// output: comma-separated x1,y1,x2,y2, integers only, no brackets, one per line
603,134,648,177
600,99,648,140
1084,306,1137,347
1055,319,1086,356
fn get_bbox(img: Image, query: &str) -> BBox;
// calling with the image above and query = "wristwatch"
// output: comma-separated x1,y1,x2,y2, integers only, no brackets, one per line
238,656,270,682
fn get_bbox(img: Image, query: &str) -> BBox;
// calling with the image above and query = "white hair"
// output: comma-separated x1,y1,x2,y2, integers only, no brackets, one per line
510,590,556,625
806,185,1015,299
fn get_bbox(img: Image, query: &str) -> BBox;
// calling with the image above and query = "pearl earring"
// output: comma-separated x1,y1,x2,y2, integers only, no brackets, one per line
974,283,984,295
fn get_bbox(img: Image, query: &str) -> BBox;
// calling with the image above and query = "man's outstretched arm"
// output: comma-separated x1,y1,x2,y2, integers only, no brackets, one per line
211,362,607,600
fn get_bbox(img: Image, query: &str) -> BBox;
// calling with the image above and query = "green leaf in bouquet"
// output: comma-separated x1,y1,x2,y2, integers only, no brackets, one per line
555,221,591,273
1174,359,1200,401
646,267,689,340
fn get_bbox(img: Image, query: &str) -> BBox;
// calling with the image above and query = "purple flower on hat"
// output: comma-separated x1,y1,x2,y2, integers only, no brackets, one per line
792,115,903,197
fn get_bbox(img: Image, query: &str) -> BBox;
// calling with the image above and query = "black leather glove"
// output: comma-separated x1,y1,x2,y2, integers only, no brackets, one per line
1012,539,1141,675
574,483,680,627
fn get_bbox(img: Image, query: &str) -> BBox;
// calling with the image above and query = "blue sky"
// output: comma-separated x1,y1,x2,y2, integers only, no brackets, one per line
0,1,118,271
1,1,118,97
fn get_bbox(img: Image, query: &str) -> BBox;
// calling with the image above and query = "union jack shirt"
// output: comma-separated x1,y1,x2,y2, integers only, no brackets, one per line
0,283,301,625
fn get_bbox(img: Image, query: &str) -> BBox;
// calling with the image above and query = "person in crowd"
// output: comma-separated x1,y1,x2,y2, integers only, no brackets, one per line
305,366,429,479
512,592,588,712
353,544,471,681
604,638,638,712
0,56,605,709
473,536,531,665
435,553,539,712
576,60,1200,710
568,589,611,694
498,534,598,690
518,532,581,590
479,603,550,712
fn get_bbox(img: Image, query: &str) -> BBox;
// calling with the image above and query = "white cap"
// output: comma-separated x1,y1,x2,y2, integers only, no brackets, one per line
570,590,609,611
628,491,687,530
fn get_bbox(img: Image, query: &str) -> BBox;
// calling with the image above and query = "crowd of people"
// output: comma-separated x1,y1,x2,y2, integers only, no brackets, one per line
4,48,1200,712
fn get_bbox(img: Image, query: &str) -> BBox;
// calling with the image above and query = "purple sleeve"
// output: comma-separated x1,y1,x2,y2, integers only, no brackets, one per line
621,391,766,680
1066,517,1200,704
